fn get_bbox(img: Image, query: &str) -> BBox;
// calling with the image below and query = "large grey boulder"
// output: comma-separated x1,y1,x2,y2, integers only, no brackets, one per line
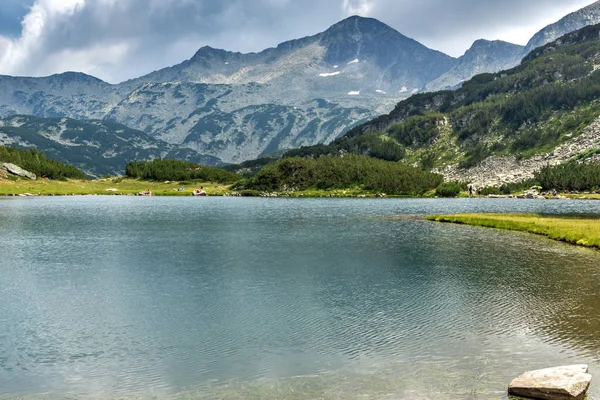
1,163,37,180
508,365,592,400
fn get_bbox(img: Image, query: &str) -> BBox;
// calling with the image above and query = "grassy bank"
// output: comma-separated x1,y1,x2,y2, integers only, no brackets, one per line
0,178,415,197
0,178,230,196
427,213,600,249
3,177,600,199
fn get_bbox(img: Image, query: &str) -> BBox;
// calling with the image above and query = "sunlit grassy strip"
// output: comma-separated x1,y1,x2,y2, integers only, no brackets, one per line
427,213,600,249
0,178,434,197
0,178,230,196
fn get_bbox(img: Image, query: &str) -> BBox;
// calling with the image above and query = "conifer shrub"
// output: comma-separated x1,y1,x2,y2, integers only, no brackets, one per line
238,155,442,195
435,182,462,197
535,161,600,191
125,159,239,183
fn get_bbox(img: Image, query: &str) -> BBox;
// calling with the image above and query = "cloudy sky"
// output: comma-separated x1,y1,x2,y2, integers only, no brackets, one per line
0,0,596,83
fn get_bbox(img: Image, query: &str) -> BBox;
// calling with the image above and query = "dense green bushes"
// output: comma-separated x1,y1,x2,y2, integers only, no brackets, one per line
535,161,600,191
237,155,442,195
0,146,86,179
125,159,239,183
435,182,461,197
479,186,502,196
286,132,406,162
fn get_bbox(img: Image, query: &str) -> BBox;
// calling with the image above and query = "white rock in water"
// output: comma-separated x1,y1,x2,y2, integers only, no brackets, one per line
508,365,592,400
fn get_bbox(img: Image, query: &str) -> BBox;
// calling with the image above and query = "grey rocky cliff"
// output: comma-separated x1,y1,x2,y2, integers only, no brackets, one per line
426,40,524,92
523,0,600,57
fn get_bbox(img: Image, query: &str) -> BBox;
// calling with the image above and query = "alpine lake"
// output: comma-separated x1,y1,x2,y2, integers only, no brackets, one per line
2,196,600,400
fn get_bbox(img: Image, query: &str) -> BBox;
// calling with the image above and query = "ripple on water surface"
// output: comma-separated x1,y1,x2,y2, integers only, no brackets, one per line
1,197,600,399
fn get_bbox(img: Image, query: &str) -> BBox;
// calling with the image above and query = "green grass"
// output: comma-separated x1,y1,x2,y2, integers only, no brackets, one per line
0,178,413,198
0,178,230,196
427,213,600,249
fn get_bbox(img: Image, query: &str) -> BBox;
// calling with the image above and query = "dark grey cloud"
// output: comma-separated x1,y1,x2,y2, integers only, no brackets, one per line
0,0,596,83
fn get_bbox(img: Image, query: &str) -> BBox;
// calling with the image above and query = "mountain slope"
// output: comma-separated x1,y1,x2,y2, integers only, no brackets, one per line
130,16,455,96
4,5,600,168
0,16,458,163
290,23,600,186
0,116,221,176
425,40,524,92
522,0,600,56
0,72,122,120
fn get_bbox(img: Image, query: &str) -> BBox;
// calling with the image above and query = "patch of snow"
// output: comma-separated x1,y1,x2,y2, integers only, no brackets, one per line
225,62,229,65
400,86,408,93
411,88,420,94
333,65,339,69
376,90,387,94
348,91,360,96
347,59,359,65
319,71,341,77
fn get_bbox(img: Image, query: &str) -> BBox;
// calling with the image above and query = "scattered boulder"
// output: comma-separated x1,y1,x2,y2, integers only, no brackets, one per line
1,163,37,180
508,365,592,400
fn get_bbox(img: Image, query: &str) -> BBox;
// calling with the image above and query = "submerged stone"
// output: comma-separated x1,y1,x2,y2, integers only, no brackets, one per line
508,365,592,400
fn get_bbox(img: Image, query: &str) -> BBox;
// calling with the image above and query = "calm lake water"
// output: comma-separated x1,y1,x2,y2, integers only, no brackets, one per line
2,197,600,399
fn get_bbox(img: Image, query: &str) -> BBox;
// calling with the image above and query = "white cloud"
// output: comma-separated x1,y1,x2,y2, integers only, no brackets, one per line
0,0,87,75
342,0,374,16
43,41,130,77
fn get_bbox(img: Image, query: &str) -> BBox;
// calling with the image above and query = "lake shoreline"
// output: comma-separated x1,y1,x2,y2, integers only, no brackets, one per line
2,178,600,199
427,213,600,249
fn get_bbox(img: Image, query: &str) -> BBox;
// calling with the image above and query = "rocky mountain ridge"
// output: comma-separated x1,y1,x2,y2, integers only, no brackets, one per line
0,16,457,163
2,4,600,167
522,0,600,56
425,40,524,92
